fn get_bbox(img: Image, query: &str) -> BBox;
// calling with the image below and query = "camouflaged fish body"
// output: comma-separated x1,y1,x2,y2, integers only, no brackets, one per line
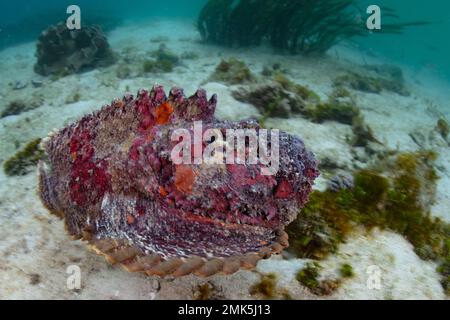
38,85,318,277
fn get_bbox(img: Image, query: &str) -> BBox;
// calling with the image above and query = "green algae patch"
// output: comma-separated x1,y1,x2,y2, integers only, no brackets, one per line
3,138,44,176
436,118,449,140
250,273,278,299
143,58,174,73
307,101,359,125
1,99,42,118
250,273,293,299
339,263,354,278
143,44,179,74
273,73,320,103
287,151,449,294
351,115,380,147
334,71,409,96
296,262,341,296
296,262,320,290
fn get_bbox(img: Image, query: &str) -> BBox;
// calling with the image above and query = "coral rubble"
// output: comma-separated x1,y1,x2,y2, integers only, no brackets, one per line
34,22,115,76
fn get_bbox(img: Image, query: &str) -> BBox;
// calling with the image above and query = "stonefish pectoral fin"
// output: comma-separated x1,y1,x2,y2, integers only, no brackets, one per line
38,85,319,277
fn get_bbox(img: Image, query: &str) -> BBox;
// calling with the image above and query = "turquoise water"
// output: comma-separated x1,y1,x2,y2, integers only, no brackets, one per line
1,1,449,300
358,0,450,80
0,0,448,80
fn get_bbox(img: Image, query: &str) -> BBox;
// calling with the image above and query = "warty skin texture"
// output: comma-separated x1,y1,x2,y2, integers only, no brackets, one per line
38,85,319,277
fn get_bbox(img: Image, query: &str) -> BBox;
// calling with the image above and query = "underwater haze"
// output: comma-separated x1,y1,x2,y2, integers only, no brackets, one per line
358,0,450,80
0,0,449,300
0,0,449,79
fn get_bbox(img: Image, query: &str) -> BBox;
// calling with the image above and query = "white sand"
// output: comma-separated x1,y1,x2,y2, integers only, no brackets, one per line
0,19,448,300
258,229,444,300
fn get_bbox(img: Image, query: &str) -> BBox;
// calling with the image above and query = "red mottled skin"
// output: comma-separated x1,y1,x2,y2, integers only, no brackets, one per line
38,85,318,265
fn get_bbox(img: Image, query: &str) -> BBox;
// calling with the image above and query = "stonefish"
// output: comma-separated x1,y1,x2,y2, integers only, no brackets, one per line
38,85,318,277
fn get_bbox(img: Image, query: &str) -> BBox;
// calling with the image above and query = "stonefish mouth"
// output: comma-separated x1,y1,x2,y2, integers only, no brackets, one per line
38,85,318,277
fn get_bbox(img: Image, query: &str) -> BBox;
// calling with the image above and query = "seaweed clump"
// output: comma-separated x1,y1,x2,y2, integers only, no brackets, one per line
339,263,354,278
250,273,292,299
233,74,380,148
1,97,43,118
296,262,320,290
208,58,255,85
334,70,409,96
438,242,450,295
198,0,428,55
1,100,29,118
436,118,449,140
306,86,380,146
193,283,216,300
305,86,357,125
181,51,200,60
351,115,380,147
296,262,340,296
249,273,278,299
307,101,359,125
3,138,44,176
286,151,450,294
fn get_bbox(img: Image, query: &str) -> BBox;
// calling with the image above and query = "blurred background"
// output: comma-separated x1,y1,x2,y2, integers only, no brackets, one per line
0,0,449,79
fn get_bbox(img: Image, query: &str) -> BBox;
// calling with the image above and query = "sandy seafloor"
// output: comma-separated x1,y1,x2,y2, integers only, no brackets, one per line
0,19,449,300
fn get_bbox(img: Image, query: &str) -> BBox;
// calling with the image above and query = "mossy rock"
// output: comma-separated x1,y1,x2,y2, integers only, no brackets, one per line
232,83,306,118
209,58,255,85
232,73,321,120
143,44,178,74
3,138,44,176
